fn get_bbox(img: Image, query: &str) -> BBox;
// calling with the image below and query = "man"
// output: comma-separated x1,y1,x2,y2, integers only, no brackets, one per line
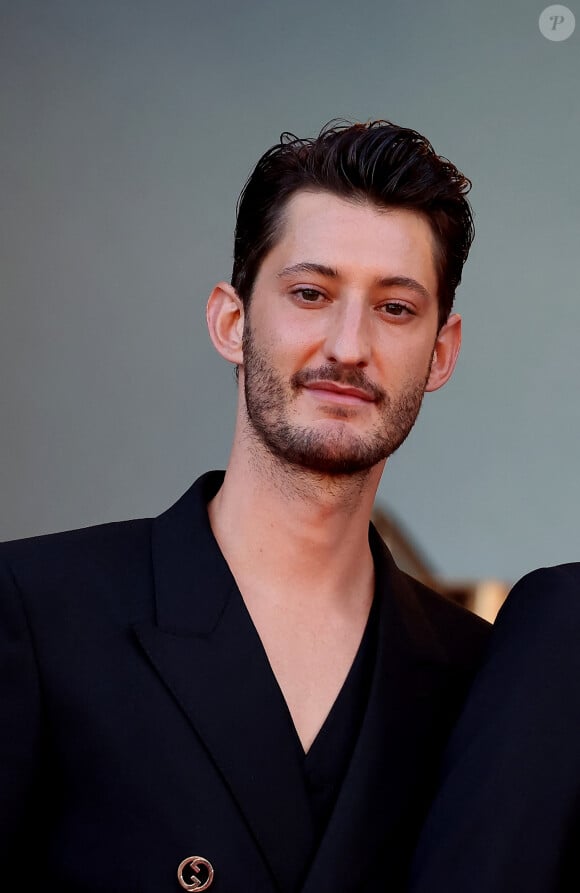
409,563,580,893
1,120,489,892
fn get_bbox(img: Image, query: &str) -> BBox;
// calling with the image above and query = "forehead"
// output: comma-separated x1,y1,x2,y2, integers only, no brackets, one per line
264,190,438,295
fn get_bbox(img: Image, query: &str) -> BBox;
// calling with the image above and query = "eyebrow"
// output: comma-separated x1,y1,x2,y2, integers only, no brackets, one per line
277,263,432,302
277,262,338,280
377,275,432,303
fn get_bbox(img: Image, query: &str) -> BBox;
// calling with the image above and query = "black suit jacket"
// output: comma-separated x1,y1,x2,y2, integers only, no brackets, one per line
409,563,580,893
1,471,489,892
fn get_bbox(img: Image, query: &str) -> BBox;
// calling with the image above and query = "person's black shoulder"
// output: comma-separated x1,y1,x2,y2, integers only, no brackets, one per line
403,571,491,669
484,561,580,658
0,517,154,625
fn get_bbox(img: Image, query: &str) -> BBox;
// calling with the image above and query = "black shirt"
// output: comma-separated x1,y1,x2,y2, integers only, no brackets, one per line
298,594,380,843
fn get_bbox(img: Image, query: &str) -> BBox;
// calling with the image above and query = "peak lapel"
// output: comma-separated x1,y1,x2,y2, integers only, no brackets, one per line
133,473,315,893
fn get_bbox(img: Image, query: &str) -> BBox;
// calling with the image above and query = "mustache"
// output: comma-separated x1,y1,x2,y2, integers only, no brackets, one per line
291,365,386,403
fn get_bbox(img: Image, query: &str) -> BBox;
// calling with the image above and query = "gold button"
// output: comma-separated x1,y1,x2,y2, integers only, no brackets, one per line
177,856,214,891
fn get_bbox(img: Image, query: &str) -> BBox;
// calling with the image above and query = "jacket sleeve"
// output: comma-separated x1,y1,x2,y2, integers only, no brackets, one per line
0,554,43,855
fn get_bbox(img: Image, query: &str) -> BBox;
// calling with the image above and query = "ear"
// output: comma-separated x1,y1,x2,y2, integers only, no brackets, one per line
425,312,462,392
206,282,245,365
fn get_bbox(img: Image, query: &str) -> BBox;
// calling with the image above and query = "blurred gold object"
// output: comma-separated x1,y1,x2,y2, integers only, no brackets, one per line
372,505,509,623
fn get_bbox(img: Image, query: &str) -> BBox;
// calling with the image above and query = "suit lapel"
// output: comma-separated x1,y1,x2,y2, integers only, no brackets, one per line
132,473,463,892
133,472,315,893
300,529,458,893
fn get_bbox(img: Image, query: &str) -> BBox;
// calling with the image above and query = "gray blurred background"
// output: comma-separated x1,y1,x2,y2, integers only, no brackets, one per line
1,0,579,584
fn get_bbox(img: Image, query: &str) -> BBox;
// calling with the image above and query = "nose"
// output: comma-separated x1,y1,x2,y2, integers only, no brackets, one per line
323,297,371,367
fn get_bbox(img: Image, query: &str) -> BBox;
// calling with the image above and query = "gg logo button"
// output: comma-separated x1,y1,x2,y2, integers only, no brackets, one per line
177,856,214,891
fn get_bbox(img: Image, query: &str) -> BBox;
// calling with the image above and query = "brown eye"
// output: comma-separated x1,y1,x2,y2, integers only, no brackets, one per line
295,288,323,302
382,302,408,316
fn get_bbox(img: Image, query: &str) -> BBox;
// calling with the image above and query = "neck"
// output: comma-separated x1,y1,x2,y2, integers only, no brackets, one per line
208,425,385,610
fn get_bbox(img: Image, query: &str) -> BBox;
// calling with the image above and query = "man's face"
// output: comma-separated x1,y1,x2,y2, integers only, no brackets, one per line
240,190,450,475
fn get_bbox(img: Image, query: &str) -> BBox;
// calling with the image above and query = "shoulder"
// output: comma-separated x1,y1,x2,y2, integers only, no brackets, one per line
403,571,491,664
371,522,489,621
371,527,491,675
0,472,217,590
0,517,152,578
501,562,580,607
488,562,580,653
0,518,154,624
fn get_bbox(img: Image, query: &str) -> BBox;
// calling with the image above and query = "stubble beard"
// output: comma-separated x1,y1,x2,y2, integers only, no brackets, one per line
241,321,431,477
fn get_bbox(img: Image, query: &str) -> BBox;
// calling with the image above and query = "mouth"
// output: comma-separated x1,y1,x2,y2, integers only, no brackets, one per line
302,381,376,405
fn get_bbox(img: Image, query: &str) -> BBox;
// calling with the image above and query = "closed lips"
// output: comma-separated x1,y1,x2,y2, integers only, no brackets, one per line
303,382,375,402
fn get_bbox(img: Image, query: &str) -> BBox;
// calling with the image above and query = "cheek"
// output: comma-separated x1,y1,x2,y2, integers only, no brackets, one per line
264,320,321,364
377,340,435,388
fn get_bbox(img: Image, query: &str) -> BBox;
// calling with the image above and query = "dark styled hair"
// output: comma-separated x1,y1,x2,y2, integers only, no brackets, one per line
232,120,474,327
